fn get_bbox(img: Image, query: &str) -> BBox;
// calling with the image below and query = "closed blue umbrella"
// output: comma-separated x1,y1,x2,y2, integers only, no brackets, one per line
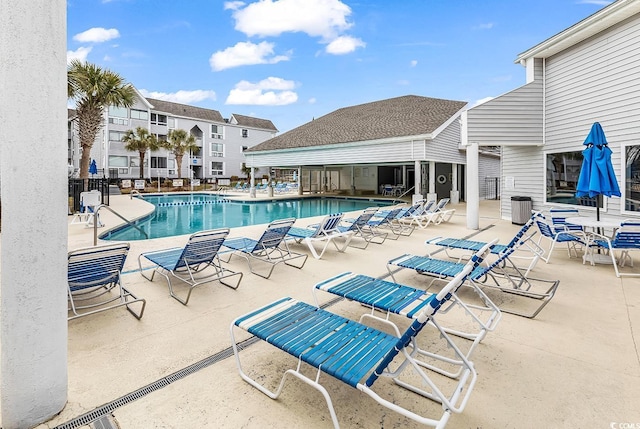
575,122,621,220
89,159,98,176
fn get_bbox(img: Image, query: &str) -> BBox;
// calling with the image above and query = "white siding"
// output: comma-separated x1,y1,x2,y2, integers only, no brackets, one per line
501,146,545,219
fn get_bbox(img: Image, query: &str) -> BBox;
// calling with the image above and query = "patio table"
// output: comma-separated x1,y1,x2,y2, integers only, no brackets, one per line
565,216,621,265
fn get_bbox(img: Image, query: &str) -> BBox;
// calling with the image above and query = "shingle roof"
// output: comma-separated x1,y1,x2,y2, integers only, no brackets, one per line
246,95,467,152
146,98,224,122
231,113,278,131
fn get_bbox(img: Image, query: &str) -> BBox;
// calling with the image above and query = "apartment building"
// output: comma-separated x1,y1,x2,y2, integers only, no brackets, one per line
68,89,278,181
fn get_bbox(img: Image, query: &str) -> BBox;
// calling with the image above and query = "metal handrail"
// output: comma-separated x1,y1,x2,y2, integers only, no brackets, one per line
395,185,415,202
93,204,148,245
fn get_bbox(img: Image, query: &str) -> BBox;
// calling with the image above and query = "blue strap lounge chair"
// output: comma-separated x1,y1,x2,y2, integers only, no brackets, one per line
584,220,640,277
312,240,500,379
336,207,388,249
223,218,308,279
67,242,146,320
387,237,560,319
425,211,545,276
286,213,354,259
364,206,404,240
230,247,483,429
549,207,584,234
138,228,242,305
398,199,440,229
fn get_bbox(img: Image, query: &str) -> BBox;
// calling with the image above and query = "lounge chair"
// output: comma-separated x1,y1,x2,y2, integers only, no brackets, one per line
387,236,560,318
425,211,545,276
365,206,405,239
67,242,145,320
138,228,242,305
312,240,500,379
534,217,585,263
336,207,387,249
230,246,483,429
431,198,456,224
398,199,440,229
286,213,354,259
223,218,308,279
584,220,640,277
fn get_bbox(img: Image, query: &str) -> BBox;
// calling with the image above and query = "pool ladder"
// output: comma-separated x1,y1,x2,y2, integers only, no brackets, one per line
92,204,148,245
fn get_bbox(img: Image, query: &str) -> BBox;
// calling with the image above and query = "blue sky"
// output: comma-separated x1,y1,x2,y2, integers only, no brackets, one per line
67,0,611,133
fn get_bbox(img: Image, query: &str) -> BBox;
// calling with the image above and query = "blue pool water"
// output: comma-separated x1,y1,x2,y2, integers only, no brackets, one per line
101,194,393,241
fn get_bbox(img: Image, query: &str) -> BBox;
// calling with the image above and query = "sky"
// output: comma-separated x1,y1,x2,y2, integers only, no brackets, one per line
67,0,612,134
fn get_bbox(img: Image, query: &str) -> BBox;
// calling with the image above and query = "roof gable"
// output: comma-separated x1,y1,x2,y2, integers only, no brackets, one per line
230,113,278,131
247,95,466,152
146,98,224,122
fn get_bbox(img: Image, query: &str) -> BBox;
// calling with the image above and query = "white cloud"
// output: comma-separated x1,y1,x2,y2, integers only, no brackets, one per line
577,0,612,5
231,0,352,40
226,77,298,105
472,23,494,30
139,89,217,104
308,97,317,104
67,46,92,64
325,35,365,55
209,41,290,71
224,1,245,10
73,27,120,43
410,60,418,67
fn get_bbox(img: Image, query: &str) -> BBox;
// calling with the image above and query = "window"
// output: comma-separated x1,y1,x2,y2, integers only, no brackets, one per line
150,156,168,168
211,161,223,175
168,158,176,175
108,130,127,141
210,143,224,157
108,155,128,167
130,157,140,167
242,129,248,138
108,106,127,118
624,145,640,212
242,146,248,152
546,151,597,207
108,117,128,125
210,124,224,139
151,113,167,126
155,134,167,142
130,109,149,120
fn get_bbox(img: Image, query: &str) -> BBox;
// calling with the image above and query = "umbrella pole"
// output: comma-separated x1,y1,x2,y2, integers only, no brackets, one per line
596,194,601,222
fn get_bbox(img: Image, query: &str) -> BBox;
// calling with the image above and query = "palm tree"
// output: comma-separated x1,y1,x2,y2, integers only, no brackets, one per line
122,127,161,179
67,59,136,186
163,129,199,179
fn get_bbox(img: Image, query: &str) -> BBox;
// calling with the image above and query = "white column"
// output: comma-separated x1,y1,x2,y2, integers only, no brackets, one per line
426,161,438,202
413,160,422,204
350,165,355,195
466,143,480,230
1,1,68,427
249,167,256,197
450,163,459,204
297,166,302,195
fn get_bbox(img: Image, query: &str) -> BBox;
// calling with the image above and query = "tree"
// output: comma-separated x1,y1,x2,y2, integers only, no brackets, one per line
67,60,136,186
122,127,161,179
163,129,198,179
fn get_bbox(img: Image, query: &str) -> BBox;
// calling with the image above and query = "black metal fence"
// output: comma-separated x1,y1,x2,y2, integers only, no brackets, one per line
68,179,110,213
484,177,500,200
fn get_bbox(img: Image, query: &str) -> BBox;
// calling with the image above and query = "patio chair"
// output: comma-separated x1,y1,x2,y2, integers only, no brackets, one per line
365,206,404,240
549,207,583,234
138,228,242,305
336,207,388,249
230,247,482,429
535,218,585,263
431,198,456,224
222,218,308,279
312,240,500,379
67,242,146,320
584,220,640,277
387,236,560,318
425,211,545,276
286,213,354,259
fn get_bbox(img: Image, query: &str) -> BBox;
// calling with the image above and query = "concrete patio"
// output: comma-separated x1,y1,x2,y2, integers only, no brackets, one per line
32,195,640,428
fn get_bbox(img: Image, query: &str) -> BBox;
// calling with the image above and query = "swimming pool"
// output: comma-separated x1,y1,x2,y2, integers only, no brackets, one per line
101,194,394,241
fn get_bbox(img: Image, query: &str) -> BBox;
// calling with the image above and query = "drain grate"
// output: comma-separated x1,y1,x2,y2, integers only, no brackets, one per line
53,337,256,429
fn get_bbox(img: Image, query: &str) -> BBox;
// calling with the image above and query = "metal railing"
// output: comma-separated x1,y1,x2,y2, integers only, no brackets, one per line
93,204,148,245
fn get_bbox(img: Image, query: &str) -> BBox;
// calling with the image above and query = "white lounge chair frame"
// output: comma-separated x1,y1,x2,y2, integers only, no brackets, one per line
286,213,354,259
138,228,242,305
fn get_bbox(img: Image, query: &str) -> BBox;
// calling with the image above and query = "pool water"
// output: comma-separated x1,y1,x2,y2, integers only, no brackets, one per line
101,194,393,241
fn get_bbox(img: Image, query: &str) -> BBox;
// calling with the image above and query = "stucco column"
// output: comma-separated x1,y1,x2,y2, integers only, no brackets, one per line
426,161,437,202
297,166,302,195
450,163,459,204
413,160,422,204
1,1,68,427
249,167,256,197
466,143,480,230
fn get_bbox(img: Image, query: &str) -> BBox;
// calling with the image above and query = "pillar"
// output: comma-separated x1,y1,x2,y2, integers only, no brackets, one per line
413,160,422,204
1,1,68,427
426,160,437,202
466,143,480,230
249,167,256,197
450,163,459,204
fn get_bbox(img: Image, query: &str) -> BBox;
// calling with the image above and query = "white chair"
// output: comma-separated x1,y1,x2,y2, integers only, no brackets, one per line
70,190,103,227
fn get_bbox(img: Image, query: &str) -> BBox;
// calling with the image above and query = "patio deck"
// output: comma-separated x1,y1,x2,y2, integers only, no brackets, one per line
32,195,640,428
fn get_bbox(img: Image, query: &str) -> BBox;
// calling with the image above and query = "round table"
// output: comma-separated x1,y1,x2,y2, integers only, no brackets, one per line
565,216,621,265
